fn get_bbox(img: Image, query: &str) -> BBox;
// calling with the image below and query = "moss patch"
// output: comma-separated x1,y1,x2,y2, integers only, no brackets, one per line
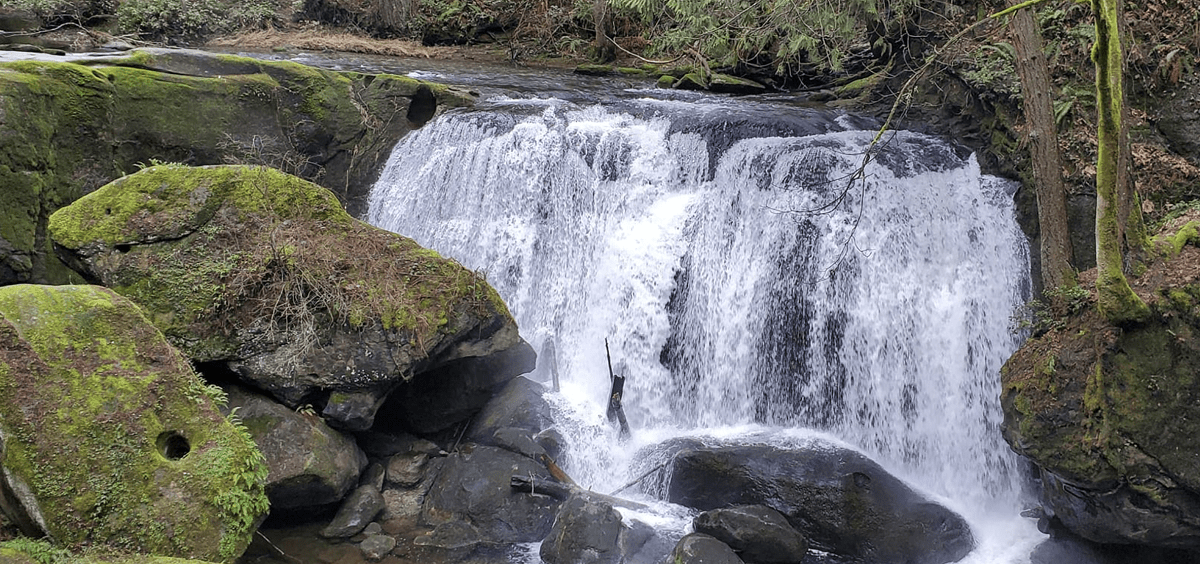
0,284,268,562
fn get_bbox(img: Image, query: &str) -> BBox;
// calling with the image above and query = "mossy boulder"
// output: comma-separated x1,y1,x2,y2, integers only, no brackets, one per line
1001,241,1200,549
47,164,532,431
0,284,269,563
0,48,473,286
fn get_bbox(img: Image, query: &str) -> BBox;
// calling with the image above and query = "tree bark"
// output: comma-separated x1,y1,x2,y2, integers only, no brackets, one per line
1091,0,1148,324
1009,2,1075,292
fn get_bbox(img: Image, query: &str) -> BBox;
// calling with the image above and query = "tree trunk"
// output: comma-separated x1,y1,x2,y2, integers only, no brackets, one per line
1009,2,1075,292
1114,0,1150,271
1091,0,1148,324
592,0,616,62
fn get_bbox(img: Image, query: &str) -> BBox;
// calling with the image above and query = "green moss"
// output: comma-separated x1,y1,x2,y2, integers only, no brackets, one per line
1156,220,1200,256
0,285,268,562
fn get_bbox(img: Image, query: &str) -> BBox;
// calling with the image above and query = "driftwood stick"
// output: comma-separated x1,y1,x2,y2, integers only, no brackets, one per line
510,475,651,512
608,461,667,497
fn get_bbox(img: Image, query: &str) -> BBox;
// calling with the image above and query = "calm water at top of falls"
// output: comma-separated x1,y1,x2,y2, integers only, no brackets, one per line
237,50,1046,563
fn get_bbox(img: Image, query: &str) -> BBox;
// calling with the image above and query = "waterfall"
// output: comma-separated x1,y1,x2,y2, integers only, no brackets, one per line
367,99,1032,521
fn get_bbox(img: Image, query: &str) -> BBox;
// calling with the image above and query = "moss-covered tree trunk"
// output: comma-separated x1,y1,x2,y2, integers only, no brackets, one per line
1009,2,1075,293
1091,0,1148,324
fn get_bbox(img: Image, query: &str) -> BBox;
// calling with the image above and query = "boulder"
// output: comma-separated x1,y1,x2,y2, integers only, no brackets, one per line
0,48,474,286
48,164,530,431
0,284,268,563
693,505,808,564
539,494,628,564
222,384,367,510
664,440,973,564
409,521,482,562
1001,279,1200,549
358,534,397,561
421,444,559,543
669,533,744,564
321,483,385,538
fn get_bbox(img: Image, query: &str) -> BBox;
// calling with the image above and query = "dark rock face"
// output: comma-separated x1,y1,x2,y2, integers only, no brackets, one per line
1001,299,1200,550
669,533,745,564
421,444,558,543
665,441,973,564
48,165,529,431
377,342,536,435
694,505,808,564
222,384,366,510
540,494,628,564
465,375,554,443
0,48,473,286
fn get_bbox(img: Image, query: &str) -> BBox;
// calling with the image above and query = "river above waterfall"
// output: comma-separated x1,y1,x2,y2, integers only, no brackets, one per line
232,49,1045,562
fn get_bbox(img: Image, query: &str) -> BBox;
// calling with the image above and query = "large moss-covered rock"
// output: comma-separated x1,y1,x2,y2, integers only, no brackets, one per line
47,164,530,430
0,48,472,286
0,284,269,562
1001,248,1200,549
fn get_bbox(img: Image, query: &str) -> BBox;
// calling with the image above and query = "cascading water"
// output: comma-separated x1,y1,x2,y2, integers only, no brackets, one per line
368,95,1040,561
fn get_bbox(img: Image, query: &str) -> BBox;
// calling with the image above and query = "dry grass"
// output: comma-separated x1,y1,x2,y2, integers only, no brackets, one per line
207,29,440,57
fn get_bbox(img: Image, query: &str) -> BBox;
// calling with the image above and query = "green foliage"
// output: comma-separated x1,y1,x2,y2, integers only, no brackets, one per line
0,538,71,564
115,0,279,39
3,0,114,23
1015,284,1092,336
608,0,917,73
962,41,1021,99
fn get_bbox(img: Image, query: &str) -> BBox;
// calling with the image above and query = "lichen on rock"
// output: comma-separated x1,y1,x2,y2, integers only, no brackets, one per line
48,164,530,431
0,284,269,563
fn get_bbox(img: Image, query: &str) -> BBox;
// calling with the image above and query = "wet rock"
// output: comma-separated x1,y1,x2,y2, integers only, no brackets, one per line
322,484,385,539
694,505,808,564
359,534,397,561
222,384,366,511
410,521,482,562
422,444,559,543
540,494,628,564
490,426,549,460
49,165,529,431
665,440,973,564
669,533,745,564
0,285,268,562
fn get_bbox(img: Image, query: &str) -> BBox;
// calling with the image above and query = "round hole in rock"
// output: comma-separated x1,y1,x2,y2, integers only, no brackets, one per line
156,431,190,460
